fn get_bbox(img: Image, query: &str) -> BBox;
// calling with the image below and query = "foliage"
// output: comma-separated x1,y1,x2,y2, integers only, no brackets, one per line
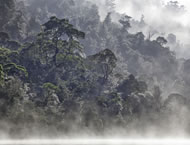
43,82,59,92
0,0,15,28
87,49,117,82
0,47,27,85
119,15,132,31
156,36,168,46
0,1,189,137
0,64,4,85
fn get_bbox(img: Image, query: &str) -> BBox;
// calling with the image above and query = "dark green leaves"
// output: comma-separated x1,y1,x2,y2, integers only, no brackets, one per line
3,63,28,77
0,64,4,85
42,16,85,40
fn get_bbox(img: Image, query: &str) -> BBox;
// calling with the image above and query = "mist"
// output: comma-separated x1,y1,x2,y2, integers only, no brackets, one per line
1,0,190,140
86,0,188,58
113,0,190,58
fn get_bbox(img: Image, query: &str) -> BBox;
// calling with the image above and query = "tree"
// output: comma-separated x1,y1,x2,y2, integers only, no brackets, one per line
134,32,145,48
147,29,158,40
6,40,21,50
43,82,60,106
153,85,162,110
42,16,85,39
0,47,27,84
156,36,167,46
0,0,15,30
164,93,187,112
0,0,26,41
0,64,4,85
117,74,148,96
3,63,28,78
167,33,176,44
119,15,131,31
0,32,21,50
104,12,112,26
20,17,90,102
166,1,186,14
41,16,85,65
4,10,26,41
139,15,146,28
0,32,10,48
0,32,10,42
105,0,116,12
88,49,117,82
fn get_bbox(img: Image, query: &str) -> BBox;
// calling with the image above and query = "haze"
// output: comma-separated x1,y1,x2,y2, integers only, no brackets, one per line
114,0,190,58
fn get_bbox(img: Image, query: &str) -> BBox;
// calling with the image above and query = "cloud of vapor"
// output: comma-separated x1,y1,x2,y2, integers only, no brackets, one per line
113,0,190,58
88,0,190,58
115,0,190,31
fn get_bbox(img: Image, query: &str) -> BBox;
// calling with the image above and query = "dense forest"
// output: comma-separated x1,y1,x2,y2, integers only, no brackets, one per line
0,0,190,138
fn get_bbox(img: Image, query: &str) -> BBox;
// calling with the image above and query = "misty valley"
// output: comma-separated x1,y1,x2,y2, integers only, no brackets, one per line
0,0,190,141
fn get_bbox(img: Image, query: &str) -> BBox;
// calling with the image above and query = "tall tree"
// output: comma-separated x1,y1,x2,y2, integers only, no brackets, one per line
41,16,85,65
156,36,168,46
0,0,15,30
119,15,131,32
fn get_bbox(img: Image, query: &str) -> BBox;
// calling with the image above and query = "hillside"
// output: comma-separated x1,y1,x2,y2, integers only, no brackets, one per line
0,0,190,137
